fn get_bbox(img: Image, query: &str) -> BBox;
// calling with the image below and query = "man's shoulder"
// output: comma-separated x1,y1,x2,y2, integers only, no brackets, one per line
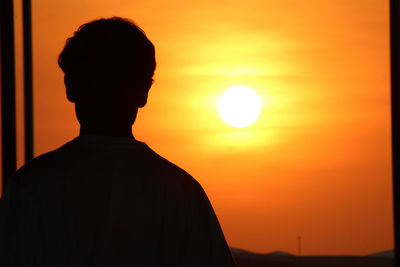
10,141,73,186
139,142,203,193
22,141,71,169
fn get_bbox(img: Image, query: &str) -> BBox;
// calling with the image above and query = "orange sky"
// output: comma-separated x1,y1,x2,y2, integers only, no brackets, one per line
6,0,393,255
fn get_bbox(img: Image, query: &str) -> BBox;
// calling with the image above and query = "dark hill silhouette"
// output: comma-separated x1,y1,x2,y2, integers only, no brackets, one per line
367,249,394,258
230,247,394,267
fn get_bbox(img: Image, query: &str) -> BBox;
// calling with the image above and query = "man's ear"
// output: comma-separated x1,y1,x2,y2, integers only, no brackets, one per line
64,75,76,103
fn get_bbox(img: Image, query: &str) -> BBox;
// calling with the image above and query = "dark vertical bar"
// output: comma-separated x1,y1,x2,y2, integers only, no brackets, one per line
0,0,17,192
23,0,33,162
390,0,400,266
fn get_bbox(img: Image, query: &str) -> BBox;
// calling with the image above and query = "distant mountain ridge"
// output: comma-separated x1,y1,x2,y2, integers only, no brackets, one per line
230,247,394,267
230,247,294,257
367,249,394,258
230,247,394,258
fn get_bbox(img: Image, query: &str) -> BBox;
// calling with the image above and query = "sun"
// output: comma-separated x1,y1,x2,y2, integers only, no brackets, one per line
218,86,262,128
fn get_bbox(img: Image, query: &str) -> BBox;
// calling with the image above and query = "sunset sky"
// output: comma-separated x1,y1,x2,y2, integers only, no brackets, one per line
5,0,393,255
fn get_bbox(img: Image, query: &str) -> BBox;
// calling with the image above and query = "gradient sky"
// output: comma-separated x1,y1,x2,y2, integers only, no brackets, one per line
5,0,393,255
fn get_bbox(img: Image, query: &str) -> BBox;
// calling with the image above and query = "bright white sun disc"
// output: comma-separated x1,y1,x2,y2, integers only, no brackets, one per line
218,86,262,128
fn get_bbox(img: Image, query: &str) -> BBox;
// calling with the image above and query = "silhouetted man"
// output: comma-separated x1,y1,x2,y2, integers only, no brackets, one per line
0,17,236,266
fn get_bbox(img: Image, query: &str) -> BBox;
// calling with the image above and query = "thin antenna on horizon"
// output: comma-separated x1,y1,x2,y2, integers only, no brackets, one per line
298,236,302,256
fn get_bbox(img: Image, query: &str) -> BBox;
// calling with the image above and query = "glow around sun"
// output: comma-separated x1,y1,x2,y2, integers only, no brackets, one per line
218,86,262,128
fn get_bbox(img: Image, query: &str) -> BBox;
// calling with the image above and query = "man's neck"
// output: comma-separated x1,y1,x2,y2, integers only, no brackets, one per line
79,124,134,138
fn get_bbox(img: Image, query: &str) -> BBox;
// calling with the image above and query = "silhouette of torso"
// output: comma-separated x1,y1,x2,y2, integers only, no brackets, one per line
0,135,235,266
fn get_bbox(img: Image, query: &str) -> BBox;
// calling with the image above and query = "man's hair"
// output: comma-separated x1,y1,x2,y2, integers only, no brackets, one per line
58,17,156,101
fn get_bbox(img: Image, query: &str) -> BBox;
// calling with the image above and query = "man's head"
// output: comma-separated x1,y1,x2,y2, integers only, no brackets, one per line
58,17,156,134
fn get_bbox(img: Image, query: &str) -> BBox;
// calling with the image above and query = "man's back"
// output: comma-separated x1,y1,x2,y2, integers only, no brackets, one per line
0,135,235,266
